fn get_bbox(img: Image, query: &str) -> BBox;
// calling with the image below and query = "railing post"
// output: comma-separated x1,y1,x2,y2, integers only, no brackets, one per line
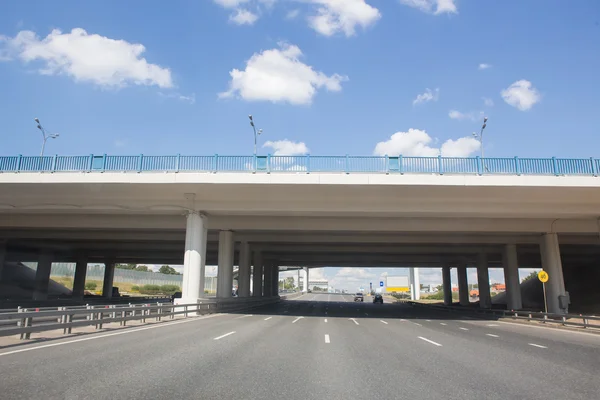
267,153,271,174
306,154,310,174
552,156,559,176
213,154,218,173
591,157,597,177
514,156,521,176
438,155,444,175
101,154,107,173
16,154,23,172
51,154,57,172
345,154,349,174
253,154,257,173
399,155,404,175
385,154,389,174
137,154,143,173
175,154,181,173
476,156,482,175
87,154,93,172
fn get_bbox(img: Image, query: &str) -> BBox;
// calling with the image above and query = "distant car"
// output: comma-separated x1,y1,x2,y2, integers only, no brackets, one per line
373,293,383,304
354,292,364,302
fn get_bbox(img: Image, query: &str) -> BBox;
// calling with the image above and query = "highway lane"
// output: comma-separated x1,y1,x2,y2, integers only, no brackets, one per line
0,294,598,400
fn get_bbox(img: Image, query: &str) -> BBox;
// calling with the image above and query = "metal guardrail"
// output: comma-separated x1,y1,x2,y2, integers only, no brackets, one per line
1,154,600,176
405,301,600,329
0,297,281,339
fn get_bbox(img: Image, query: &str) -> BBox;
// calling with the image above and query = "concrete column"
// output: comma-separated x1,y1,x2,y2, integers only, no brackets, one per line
263,264,273,297
71,254,88,300
217,230,234,299
238,242,251,297
102,260,115,299
476,253,491,309
409,268,421,300
181,212,207,302
457,266,469,306
33,252,53,300
502,244,522,310
540,233,568,314
304,267,310,292
0,241,6,282
252,251,263,297
272,266,279,296
442,266,452,306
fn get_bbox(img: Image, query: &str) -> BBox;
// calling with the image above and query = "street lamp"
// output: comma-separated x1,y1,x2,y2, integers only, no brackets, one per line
248,115,263,156
472,117,488,171
34,118,59,157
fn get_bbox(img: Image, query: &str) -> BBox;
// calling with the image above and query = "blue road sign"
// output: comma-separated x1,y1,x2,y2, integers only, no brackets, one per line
380,281,384,287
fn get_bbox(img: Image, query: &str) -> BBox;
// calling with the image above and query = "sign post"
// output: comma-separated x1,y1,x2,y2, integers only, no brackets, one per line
538,270,549,313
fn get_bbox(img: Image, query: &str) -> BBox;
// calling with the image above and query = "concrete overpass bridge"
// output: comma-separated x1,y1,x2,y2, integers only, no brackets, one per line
2,154,600,313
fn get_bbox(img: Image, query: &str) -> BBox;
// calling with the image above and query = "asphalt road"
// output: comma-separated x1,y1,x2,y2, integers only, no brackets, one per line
1,293,599,400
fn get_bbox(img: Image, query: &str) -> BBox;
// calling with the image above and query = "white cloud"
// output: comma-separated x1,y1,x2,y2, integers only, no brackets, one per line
413,87,439,105
214,0,250,7
501,79,541,111
219,42,347,105
263,139,309,155
448,110,482,121
286,9,301,19
478,63,492,70
307,0,381,37
373,128,480,157
158,92,196,104
230,9,259,25
399,0,457,15
0,28,173,88
482,97,494,107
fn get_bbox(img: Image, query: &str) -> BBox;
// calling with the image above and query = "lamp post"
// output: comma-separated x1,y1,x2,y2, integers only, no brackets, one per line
34,118,59,157
248,115,263,156
472,117,488,171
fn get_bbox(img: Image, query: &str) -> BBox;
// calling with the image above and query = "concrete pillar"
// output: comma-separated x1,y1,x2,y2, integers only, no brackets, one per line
442,266,452,306
181,212,207,301
457,266,469,306
238,242,251,297
502,244,522,310
409,268,421,300
217,230,234,299
540,233,568,314
252,251,263,297
272,266,279,296
33,252,53,300
0,241,6,282
263,264,273,297
71,254,88,300
476,253,491,309
304,267,310,292
102,261,115,299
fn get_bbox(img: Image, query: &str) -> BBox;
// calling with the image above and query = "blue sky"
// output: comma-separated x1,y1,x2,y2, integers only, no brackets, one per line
1,0,599,159
1,0,593,290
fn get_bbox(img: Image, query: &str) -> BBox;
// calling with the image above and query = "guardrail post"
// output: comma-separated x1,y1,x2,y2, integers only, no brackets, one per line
528,313,532,321
101,154,107,173
385,154,389,174
20,308,32,340
438,155,444,175
543,314,548,324
51,154,57,172
552,157,559,176
171,304,175,319
137,154,143,173
67,311,74,334
213,154,218,173
345,154,349,174
561,315,566,326
267,153,271,174
399,155,404,175
87,154,93,172
591,157,597,177
306,154,310,174
583,316,588,328
111,305,117,320
157,302,162,321
184,305,188,318
514,156,521,176
16,154,23,172
476,156,482,175
60,306,67,333
175,153,181,173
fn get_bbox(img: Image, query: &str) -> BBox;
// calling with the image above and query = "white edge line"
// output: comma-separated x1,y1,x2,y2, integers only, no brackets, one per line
380,320,388,324
0,313,222,357
440,323,447,326
486,334,499,338
213,331,236,341
459,327,469,331
264,317,272,321
418,336,442,347
292,317,304,323
324,334,330,344
528,343,548,349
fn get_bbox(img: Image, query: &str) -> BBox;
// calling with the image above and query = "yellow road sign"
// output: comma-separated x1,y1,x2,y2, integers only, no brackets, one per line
538,270,549,283
386,287,410,292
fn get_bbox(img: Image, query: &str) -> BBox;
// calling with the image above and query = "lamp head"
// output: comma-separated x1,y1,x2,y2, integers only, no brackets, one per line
34,118,40,124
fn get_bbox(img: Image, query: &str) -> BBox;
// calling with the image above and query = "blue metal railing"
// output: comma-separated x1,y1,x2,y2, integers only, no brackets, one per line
1,154,599,177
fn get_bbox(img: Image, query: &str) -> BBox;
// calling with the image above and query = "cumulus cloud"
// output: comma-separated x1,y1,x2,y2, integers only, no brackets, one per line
413,87,439,105
501,79,541,111
448,110,482,121
373,128,480,157
399,0,457,15
286,9,301,19
478,63,492,70
307,0,381,37
219,42,347,105
230,9,259,25
263,139,310,155
213,0,275,24
0,28,173,88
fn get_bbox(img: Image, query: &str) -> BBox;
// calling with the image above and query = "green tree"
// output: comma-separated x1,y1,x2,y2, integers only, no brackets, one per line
115,263,137,270
284,277,295,289
522,270,538,283
135,265,150,272
158,265,179,275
